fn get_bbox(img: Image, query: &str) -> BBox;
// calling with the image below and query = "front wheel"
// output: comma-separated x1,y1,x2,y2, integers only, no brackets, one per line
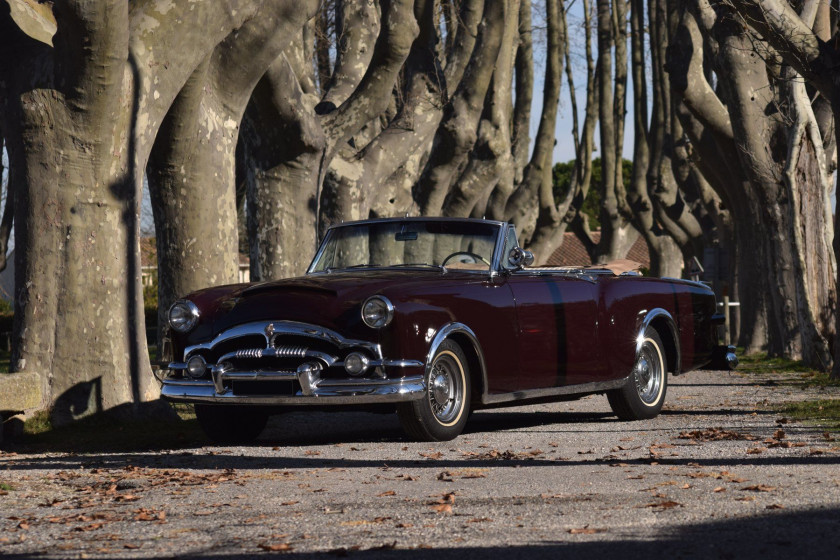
397,340,471,441
194,404,269,444
607,328,667,420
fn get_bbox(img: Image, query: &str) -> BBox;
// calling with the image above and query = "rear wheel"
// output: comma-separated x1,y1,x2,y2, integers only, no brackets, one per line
397,340,471,441
607,328,667,420
194,404,269,444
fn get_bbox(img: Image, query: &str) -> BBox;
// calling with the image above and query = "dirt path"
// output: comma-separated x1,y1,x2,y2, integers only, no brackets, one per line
1,369,839,559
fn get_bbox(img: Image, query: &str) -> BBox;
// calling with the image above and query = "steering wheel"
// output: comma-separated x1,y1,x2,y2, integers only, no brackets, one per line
442,251,492,267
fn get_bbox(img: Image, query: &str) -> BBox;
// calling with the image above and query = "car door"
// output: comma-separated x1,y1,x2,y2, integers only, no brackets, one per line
507,273,602,389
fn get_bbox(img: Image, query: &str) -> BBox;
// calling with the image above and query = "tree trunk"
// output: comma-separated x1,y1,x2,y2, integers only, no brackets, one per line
414,0,506,216
3,3,155,425
1,0,306,423
505,0,564,243
627,0,682,277
443,0,520,219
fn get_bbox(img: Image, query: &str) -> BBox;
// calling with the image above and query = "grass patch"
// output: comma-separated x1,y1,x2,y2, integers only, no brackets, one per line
736,350,840,389
781,399,840,433
0,482,13,491
15,403,204,453
737,351,818,374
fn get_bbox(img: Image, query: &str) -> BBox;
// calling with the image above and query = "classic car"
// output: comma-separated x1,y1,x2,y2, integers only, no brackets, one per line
157,217,737,443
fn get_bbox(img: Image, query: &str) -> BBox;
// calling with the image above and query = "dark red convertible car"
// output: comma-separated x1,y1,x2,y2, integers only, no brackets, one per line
157,218,736,442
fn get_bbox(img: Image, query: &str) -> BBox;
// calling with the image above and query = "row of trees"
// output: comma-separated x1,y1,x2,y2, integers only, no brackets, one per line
0,0,838,423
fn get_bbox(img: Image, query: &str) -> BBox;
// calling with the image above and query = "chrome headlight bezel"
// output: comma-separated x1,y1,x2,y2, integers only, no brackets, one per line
361,296,394,329
168,300,200,333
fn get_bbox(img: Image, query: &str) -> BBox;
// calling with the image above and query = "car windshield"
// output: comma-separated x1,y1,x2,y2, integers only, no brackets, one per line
308,220,501,273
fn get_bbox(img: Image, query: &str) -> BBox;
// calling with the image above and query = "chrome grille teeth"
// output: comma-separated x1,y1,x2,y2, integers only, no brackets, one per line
233,346,308,359
274,345,307,358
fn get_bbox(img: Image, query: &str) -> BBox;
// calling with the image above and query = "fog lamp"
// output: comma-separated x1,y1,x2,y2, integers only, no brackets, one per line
186,355,207,378
344,352,369,376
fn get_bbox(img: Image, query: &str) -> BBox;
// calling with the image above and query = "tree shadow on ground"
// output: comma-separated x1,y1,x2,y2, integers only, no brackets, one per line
3,504,839,559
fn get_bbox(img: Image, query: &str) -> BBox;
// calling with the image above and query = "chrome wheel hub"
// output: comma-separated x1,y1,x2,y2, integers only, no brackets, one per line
431,372,452,404
427,355,463,424
634,341,662,405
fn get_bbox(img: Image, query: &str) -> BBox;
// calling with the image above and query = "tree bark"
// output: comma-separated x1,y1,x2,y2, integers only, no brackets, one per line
413,0,506,216
627,0,682,277
442,0,520,219
504,0,564,244
668,0,836,367
1,0,304,423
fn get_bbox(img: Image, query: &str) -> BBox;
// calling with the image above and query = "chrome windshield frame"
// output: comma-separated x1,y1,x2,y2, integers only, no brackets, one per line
307,217,508,276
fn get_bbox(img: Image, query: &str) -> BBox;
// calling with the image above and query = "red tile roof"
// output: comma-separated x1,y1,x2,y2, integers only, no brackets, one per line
545,231,651,269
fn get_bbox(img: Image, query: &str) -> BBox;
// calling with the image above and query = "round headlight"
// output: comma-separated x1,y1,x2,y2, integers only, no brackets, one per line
362,296,394,329
168,300,200,333
186,355,207,378
344,352,369,376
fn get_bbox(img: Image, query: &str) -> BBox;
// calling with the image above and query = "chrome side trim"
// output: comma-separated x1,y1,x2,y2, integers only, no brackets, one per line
481,376,630,405
426,323,488,388
181,320,382,361
637,308,681,375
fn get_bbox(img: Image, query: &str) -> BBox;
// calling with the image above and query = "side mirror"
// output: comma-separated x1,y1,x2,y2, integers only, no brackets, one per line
508,247,535,268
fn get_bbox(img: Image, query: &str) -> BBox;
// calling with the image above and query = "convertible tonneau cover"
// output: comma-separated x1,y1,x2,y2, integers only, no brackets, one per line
531,259,642,276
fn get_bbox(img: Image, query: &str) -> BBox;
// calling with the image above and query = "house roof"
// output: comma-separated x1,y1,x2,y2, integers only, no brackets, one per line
545,231,651,269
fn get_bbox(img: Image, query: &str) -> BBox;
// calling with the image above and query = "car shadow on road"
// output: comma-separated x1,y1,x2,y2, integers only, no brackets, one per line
0,402,794,457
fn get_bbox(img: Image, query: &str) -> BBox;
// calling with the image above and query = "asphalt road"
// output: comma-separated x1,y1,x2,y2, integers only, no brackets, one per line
1,368,839,559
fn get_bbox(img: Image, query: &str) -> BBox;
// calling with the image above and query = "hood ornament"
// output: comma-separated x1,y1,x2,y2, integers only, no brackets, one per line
265,323,275,338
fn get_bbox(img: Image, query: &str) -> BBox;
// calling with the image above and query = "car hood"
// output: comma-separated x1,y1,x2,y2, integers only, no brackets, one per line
201,270,485,337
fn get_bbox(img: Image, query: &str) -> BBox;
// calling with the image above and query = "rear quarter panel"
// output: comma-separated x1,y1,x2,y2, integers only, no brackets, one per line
598,276,717,379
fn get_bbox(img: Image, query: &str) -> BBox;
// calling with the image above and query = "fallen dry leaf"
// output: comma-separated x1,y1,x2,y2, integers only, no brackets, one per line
766,504,785,510
746,447,767,454
258,542,292,552
569,527,607,535
430,504,453,514
644,500,682,509
419,451,443,460
741,484,776,492
377,491,396,497
678,428,755,441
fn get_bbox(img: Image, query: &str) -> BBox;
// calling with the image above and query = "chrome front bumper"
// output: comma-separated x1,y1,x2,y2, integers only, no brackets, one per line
156,371,426,405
